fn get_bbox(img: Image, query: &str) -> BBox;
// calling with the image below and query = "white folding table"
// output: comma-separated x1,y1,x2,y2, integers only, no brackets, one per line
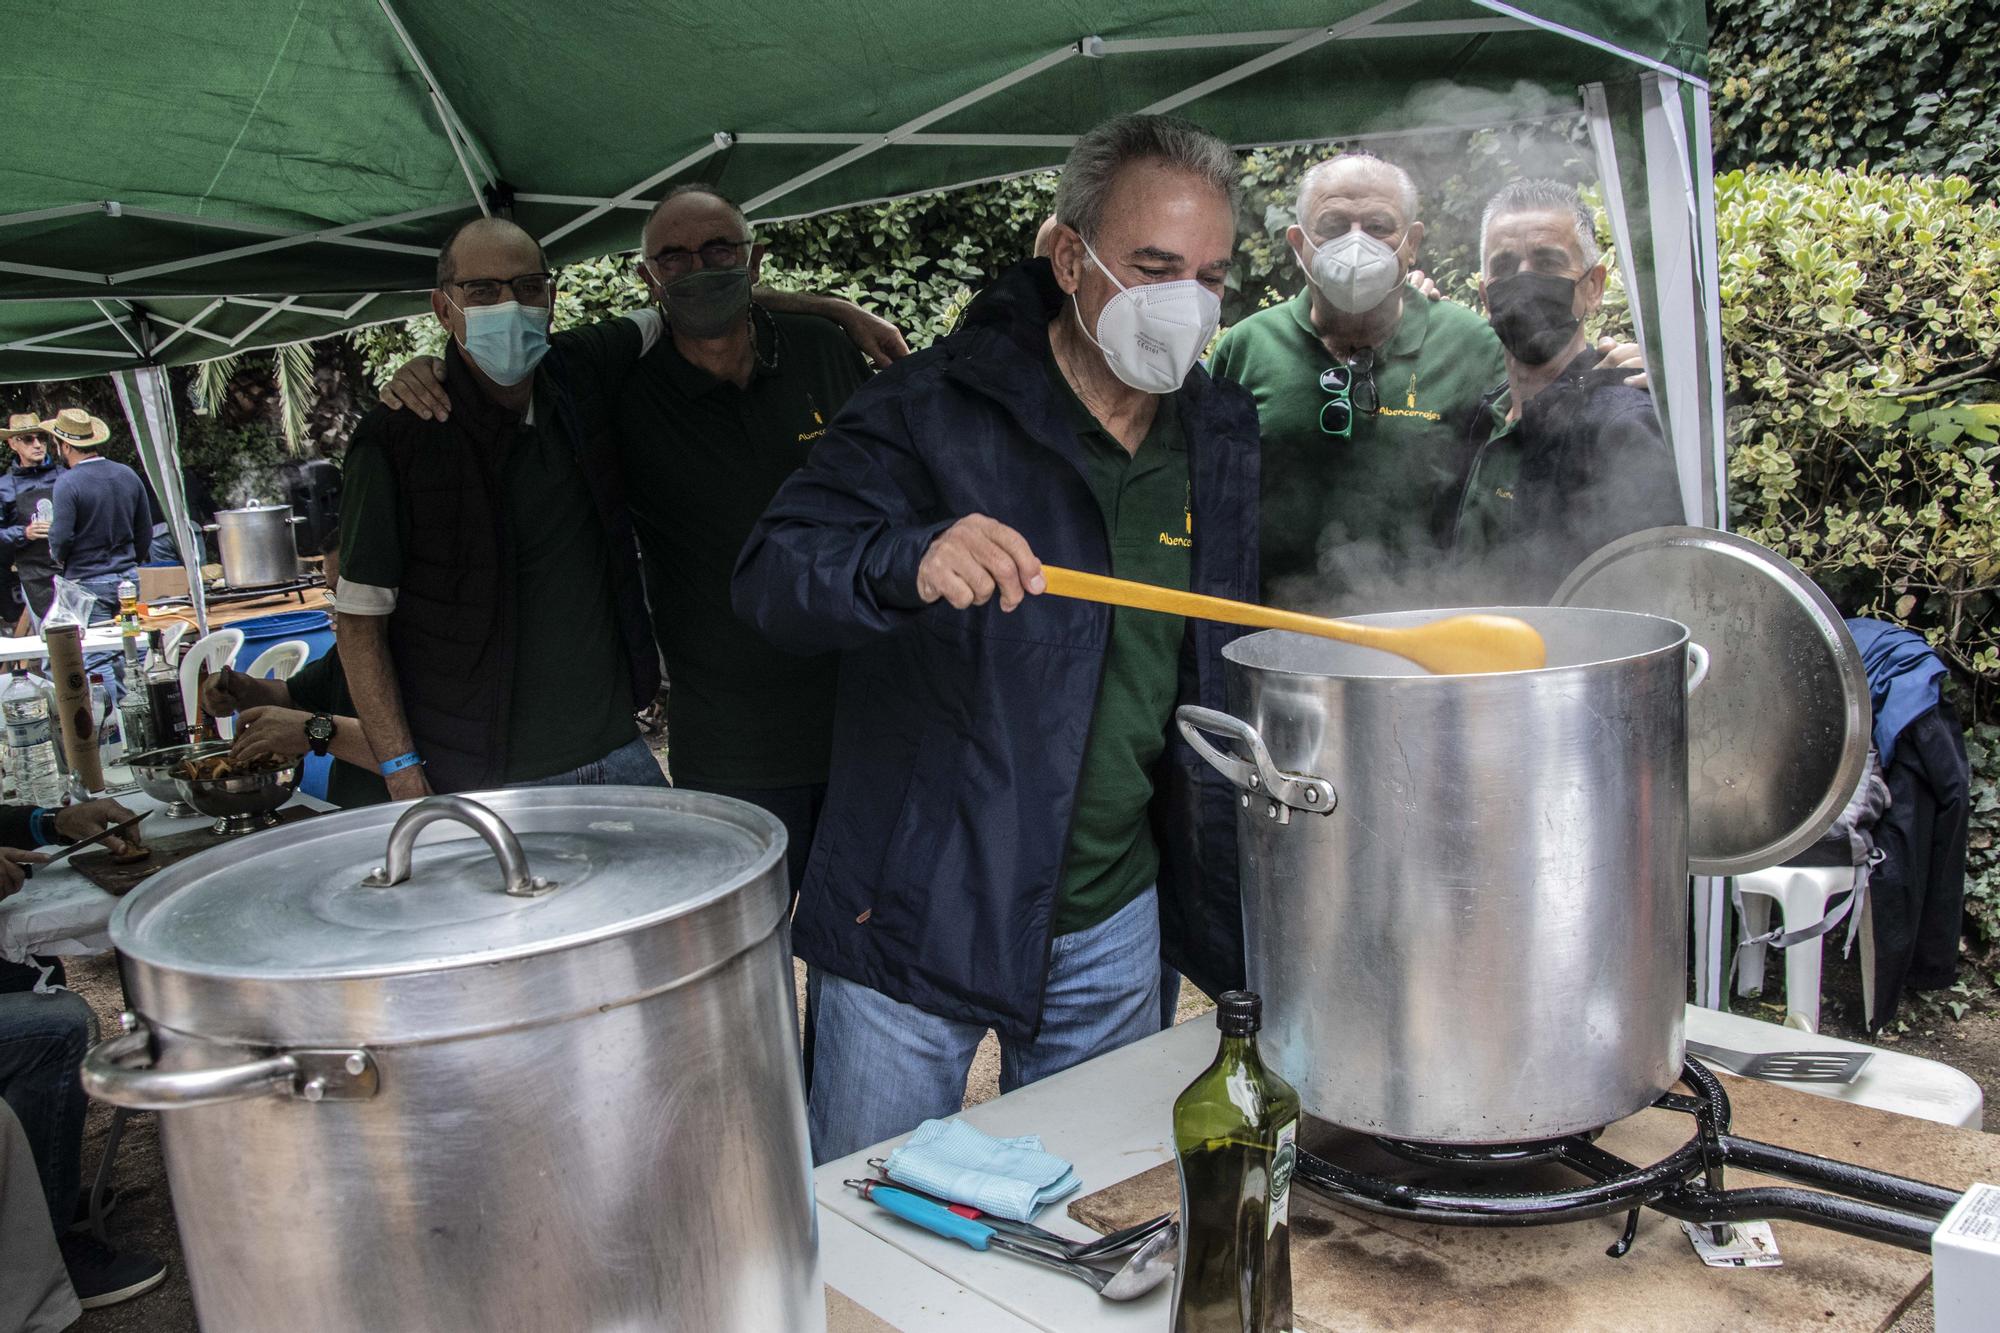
818,1011,1983,1332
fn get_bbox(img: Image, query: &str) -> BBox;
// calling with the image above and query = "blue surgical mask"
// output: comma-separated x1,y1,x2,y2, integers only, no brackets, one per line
451,299,550,386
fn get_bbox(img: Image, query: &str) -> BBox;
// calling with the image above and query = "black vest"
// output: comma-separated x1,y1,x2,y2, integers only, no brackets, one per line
368,345,658,792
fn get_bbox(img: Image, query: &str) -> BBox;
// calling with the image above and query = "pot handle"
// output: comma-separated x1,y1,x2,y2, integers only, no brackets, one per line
363,794,556,897
1176,706,1336,823
80,1014,378,1110
1686,642,1711,695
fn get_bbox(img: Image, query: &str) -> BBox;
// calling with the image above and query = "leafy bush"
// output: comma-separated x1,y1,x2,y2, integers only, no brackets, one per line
1719,165,1999,713
352,120,1608,372
1711,0,2000,190
1968,722,2000,946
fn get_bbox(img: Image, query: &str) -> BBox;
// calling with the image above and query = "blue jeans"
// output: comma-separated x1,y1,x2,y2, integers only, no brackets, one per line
807,886,1163,1164
0,989,95,1229
78,574,132,705
514,734,668,788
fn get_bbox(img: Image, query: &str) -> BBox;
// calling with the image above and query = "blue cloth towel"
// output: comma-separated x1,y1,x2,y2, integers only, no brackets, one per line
883,1118,1081,1222
1846,617,1949,765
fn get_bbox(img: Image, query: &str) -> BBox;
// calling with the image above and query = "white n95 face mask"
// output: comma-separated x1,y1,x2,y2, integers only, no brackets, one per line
1301,228,1406,314
1073,237,1221,395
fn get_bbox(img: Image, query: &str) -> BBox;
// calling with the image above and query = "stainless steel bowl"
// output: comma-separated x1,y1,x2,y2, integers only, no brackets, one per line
169,742,300,836
126,744,203,818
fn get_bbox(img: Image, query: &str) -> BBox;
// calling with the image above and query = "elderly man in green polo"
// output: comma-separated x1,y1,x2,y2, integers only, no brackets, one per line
1211,153,1505,611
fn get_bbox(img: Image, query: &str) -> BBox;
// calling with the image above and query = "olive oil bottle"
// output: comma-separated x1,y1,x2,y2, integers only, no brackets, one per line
1170,990,1300,1333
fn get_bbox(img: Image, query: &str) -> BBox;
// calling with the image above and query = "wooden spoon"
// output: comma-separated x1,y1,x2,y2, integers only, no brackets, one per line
1039,566,1547,676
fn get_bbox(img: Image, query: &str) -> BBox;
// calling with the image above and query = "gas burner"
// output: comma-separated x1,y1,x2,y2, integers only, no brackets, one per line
1295,1057,1960,1257
1375,1132,1597,1170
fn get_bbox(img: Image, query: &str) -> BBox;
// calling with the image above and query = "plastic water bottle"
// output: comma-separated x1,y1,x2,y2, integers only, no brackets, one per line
116,578,139,624
3,667,64,807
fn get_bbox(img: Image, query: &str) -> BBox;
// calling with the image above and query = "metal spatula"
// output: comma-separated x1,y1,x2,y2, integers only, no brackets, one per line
1687,1039,1872,1084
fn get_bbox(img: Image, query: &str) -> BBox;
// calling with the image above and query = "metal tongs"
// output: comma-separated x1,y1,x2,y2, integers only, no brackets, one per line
845,1172,1178,1300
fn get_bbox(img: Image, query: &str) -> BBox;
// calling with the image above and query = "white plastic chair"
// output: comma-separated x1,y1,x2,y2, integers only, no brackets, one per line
159,621,192,662
1733,865,1876,1033
244,639,311,682
179,628,243,737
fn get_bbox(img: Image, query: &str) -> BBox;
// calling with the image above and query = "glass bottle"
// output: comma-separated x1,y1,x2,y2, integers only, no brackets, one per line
144,630,188,747
1170,990,1301,1333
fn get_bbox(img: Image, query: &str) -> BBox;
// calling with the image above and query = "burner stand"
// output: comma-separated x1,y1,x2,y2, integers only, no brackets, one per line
1295,1058,1961,1257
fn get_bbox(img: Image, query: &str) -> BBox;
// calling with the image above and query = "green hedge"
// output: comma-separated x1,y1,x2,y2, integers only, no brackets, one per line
1711,0,2000,189
1719,163,1999,944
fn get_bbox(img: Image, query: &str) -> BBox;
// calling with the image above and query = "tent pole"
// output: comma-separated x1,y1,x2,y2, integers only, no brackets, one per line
373,0,499,190
112,361,209,639
539,136,732,247
1687,82,1730,532
741,41,1081,214
1142,0,1423,115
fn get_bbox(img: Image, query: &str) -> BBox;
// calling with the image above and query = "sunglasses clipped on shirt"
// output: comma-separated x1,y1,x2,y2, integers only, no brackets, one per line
1317,352,1381,439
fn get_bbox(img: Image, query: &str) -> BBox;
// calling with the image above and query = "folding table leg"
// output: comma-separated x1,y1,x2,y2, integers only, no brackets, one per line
90,1104,136,1241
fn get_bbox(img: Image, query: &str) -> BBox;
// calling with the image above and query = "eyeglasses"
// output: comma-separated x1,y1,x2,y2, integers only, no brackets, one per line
645,239,753,281
1316,353,1380,438
447,272,554,306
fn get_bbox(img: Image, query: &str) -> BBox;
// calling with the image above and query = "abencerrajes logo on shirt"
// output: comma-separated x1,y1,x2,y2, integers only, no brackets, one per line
1160,484,1193,547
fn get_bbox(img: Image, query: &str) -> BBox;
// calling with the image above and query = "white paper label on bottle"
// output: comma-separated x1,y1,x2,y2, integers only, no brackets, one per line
1269,1119,1298,1238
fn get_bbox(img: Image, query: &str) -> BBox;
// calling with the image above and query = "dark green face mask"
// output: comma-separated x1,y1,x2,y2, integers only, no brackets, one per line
661,266,752,338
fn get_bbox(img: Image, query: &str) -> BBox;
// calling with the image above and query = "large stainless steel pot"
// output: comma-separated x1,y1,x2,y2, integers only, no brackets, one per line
81,790,820,1332
1179,606,1701,1144
206,502,303,587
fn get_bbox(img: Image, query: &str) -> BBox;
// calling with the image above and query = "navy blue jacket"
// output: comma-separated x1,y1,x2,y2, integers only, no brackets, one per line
733,260,1259,1039
49,457,151,582
0,459,61,552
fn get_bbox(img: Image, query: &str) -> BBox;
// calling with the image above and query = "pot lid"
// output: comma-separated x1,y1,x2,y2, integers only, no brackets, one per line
1554,526,1871,876
112,789,786,983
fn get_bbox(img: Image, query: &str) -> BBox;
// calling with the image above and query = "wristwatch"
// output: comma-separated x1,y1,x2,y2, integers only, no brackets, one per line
304,713,336,758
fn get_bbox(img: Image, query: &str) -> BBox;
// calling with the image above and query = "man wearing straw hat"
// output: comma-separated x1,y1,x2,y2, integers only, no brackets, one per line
0,413,65,627
41,409,152,631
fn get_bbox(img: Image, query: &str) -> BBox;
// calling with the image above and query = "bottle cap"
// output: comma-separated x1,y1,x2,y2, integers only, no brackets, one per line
1216,989,1262,1036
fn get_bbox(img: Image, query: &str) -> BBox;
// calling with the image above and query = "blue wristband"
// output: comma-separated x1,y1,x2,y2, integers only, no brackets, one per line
28,807,54,848
379,751,424,776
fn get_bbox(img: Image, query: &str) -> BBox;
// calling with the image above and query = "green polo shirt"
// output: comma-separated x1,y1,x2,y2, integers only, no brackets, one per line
1209,285,1505,609
1046,355,1192,936
1453,390,1520,559
615,311,869,789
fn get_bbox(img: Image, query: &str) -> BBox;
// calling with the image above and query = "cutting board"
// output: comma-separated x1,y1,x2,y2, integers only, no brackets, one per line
1070,1072,1996,1333
70,805,318,894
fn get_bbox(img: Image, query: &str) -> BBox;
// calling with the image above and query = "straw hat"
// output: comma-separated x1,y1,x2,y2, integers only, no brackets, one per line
41,408,110,448
0,412,45,439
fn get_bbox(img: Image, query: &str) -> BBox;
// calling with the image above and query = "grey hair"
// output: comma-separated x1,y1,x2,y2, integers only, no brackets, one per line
1296,153,1418,225
1479,179,1601,273
640,182,752,250
1053,113,1239,242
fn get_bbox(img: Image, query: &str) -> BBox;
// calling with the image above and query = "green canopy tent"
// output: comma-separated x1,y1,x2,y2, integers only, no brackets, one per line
2,0,1732,995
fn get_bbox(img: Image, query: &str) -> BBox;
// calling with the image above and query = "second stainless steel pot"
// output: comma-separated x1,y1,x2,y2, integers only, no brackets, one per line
81,790,821,1332
1180,606,1699,1144
206,503,302,587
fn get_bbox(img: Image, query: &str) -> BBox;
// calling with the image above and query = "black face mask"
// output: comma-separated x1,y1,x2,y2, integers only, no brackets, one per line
1485,271,1582,366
